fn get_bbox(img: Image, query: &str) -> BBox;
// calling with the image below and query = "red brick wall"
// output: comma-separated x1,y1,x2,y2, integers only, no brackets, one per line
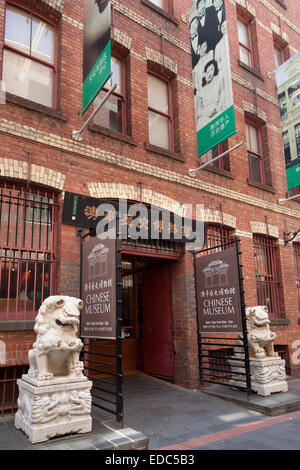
0,0,300,387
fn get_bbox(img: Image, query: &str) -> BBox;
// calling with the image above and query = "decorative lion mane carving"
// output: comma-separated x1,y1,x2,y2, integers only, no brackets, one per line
28,296,84,381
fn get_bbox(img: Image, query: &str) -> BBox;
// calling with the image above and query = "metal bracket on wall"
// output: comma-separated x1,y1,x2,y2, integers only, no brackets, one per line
188,141,244,177
72,79,117,142
283,229,300,245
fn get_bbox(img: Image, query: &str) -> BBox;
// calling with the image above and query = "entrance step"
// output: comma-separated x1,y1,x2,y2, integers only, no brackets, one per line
202,380,300,417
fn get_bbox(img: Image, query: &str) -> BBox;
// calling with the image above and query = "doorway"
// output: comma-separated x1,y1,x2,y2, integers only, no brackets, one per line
121,254,174,380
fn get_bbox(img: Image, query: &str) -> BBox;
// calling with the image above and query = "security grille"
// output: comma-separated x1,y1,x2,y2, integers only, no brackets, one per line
253,235,281,318
0,183,58,321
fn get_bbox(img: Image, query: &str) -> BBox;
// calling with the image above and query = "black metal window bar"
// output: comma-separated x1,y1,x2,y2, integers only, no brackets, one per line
194,237,251,398
78,228,123,424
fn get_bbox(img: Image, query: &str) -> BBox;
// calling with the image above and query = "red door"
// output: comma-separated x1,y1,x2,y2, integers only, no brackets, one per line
142,263,174,378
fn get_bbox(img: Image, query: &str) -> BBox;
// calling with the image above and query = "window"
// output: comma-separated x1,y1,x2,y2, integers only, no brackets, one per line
274,43,284,68
237,18,252,67
295,123,300,159
149,0,166,9
205,224,235,251
147,73,173,151
278,92,287,120
93,55,126,134
0,183,57,321
245,121,264,184
211,140,230,172
2,4,57,108
253,235,281,318
283,131,291,164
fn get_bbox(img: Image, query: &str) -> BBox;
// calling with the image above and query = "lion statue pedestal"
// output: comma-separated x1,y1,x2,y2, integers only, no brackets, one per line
230,306,288,396
15,296,92,444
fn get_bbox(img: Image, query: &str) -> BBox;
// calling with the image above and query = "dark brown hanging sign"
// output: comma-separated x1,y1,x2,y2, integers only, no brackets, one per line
195,247,243,334
81,235,117,339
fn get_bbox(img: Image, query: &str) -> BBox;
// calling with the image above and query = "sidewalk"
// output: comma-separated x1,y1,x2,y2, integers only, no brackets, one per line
1,373,300,450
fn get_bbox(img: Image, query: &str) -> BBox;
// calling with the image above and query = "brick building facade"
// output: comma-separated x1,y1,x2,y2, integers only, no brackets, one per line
0,0,300,413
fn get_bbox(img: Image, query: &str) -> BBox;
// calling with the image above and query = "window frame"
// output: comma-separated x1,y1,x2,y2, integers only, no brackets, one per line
245,119,265,185
94,52,127,135
0,182,58,321
253,234,281,318
274,41,284,68
282,131,291,164
148,0,168,11
237,16,253,68
211,140,230,172
147,70,174,152
3,1,59,109
295,123,300,159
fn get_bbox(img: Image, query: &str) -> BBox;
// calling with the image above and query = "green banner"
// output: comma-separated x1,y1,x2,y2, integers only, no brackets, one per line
197,105,236,157
83,40,111,114
286,163,300,190
83,0,111,114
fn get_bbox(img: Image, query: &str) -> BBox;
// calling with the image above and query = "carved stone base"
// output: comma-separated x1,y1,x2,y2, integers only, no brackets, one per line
229,356,288,396
250,357,288,396
15,376,92,444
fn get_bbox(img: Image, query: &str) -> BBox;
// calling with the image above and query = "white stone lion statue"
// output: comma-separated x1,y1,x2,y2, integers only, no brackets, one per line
28,296,84,382
245,306,278,359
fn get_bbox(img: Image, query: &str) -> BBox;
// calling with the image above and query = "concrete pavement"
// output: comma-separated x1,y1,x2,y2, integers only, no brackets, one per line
1,373,300,450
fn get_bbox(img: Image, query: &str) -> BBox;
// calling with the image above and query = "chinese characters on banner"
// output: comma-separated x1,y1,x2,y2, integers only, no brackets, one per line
81,236,116,339
83,0,111,113
275,51,300,190
62,191,203,244
195,247,243,333
189,0,236,157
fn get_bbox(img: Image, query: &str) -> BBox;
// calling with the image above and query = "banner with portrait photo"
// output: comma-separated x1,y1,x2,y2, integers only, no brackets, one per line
189,0,236,157
83,0,111,114
275,51,300,190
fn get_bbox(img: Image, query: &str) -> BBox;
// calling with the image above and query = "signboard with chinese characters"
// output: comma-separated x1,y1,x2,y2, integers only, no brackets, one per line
189,0,236,157
62,191,206,245
83,0,111,113
195,247,243,334
81,235,116,339
275,51,300,190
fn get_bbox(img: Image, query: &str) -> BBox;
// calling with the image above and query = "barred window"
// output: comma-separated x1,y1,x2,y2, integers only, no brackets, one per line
253,235,281,318
205,224,235,251
0,183,58,321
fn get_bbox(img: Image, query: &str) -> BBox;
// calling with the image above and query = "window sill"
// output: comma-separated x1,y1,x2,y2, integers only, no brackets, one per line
238,60,264,81
247,178,276,194
141,0,179,25
270,318,290,326
5,93,67,121
203,165,234,179
89,123,137,146
0,320,35,331
145,141,184,162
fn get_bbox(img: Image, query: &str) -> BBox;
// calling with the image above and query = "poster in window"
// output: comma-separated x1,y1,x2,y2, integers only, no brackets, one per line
81,235,116,339
83,0,111,113
188,0,236,157
275,51,300,190
195,248,243,334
